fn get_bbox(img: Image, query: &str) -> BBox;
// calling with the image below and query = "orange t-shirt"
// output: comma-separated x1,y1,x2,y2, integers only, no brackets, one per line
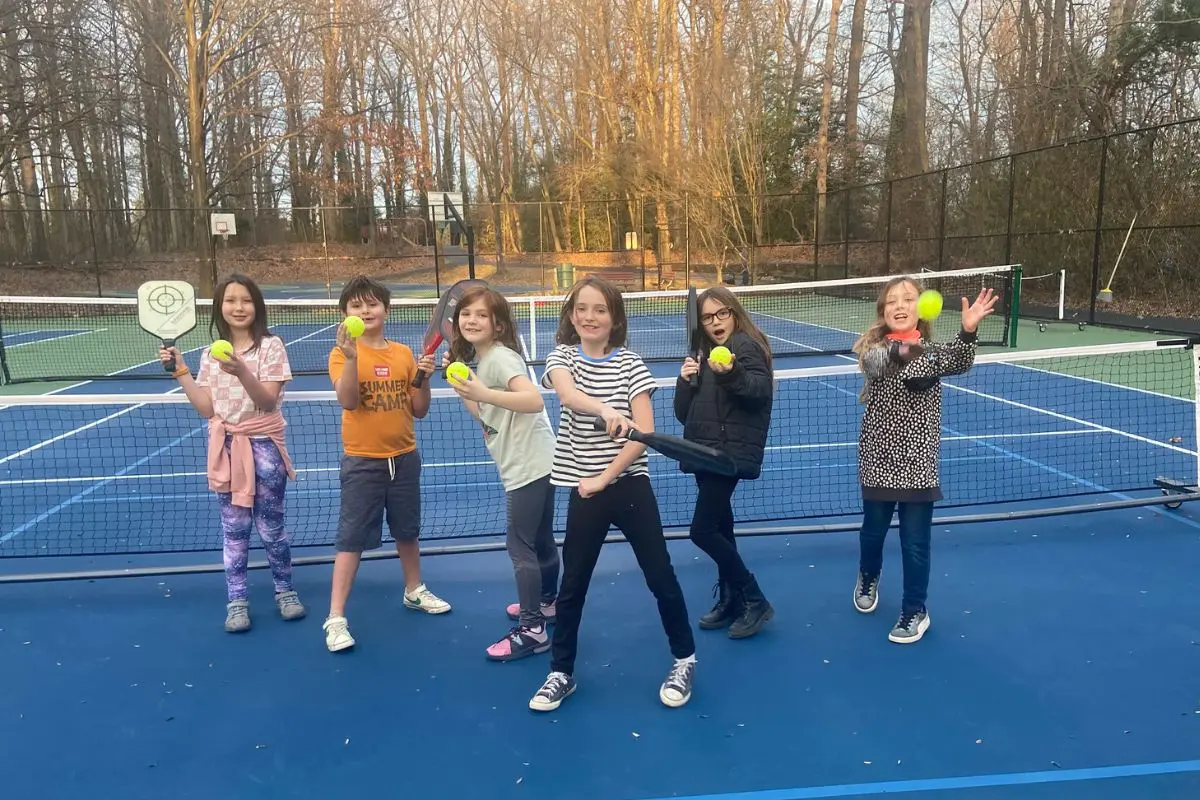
328,342,418,458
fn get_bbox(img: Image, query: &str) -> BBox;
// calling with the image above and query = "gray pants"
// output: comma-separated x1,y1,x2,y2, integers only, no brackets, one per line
507,475,559,627
334,452,421,552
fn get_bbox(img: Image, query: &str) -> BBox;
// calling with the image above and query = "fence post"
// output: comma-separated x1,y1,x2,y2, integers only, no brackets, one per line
814,185,822,281
640,195,646,291
1004,154,1016,265
843,190,850,279
937,171,947,269
884,181,893,273
87,208,102,297
1088,136,1110,324
683,193,690,287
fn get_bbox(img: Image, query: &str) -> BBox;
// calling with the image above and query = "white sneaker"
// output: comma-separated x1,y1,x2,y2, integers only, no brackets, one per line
403,583,452,614
323,615,355,652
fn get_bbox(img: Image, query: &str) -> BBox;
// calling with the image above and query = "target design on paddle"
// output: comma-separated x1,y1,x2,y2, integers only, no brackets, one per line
145,284,189,316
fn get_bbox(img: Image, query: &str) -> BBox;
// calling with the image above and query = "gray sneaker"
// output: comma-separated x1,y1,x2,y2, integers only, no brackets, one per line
889,608,930,644
529,671,576,712
854,572,879,613
275,590,306,621
225,600,251,633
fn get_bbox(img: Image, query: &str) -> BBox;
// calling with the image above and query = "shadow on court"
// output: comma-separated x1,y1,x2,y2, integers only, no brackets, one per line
1,503,1199,800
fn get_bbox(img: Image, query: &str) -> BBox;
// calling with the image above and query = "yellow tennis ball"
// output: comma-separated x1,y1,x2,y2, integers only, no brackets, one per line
343,315,365,338
210,339,233,361
709,345,733,365
446,361,470,384
917,290,943,321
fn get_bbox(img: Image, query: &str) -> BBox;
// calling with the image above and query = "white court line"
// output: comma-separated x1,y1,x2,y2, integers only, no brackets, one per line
1,328,48,341
518,332,537,382
6,329,106,349
0,386,183,465
0,457,497,486
763,431,1099,450
2,321,337,460
943,381,1197,457
998,358,1189,403
0,426,206,543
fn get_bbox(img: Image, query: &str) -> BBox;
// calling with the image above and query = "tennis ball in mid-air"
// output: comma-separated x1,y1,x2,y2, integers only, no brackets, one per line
446,361,470,384
709,346,733,365
343,315,365,338
917,290,943,321
210,339,233,361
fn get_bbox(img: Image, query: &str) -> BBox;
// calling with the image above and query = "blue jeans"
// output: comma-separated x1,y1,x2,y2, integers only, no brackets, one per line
858,499,934,613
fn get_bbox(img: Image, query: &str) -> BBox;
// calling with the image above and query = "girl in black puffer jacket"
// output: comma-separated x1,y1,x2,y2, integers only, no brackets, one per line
673,286,774,639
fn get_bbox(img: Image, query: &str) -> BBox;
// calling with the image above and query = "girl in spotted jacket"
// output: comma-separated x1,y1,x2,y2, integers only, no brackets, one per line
850,277,998,644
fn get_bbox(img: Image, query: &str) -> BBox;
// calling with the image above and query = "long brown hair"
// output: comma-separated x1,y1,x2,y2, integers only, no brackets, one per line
554,276,628,351
210,273,272,353
852,276,933,398
447,285,523,363
696,285,773,369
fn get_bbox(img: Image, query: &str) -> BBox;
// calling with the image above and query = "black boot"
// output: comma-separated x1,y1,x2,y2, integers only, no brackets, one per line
728,575,773,639
698,579,740,629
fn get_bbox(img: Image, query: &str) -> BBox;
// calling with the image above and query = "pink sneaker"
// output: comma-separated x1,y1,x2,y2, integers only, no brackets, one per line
486,626,551,662
505,600,556,624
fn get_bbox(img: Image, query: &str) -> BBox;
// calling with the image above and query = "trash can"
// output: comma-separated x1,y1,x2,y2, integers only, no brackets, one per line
555,262,575,290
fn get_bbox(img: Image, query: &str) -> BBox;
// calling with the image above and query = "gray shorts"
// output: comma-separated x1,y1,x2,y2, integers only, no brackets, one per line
335,451,421,552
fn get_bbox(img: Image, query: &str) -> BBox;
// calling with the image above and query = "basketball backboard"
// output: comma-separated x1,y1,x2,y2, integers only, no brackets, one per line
427,192,464,224
210,213,237,237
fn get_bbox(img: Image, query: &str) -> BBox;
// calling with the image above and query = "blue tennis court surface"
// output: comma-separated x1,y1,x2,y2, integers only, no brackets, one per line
2,333,1198,798
2,513,1199,799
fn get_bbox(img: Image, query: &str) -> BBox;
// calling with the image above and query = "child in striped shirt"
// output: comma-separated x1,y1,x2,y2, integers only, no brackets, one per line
528,277,696,712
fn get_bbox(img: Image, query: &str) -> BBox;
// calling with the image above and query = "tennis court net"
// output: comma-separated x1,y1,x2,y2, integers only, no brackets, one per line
1,338,1195,560
0,265,1016,384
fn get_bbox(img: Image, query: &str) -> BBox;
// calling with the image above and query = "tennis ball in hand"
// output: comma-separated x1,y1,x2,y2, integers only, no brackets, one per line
210,339,233,361
343,315,365,338
709,346,733,365
446,361,470,384
917,290,943,321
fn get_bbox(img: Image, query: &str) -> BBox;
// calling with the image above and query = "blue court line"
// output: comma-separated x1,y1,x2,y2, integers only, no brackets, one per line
0,426,205,543
630,759,1200,800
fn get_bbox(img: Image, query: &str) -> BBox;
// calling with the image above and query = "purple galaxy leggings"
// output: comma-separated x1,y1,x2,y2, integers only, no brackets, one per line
217,438,294,601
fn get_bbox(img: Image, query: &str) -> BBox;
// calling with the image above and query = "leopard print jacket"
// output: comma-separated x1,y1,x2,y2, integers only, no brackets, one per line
857,329,978,502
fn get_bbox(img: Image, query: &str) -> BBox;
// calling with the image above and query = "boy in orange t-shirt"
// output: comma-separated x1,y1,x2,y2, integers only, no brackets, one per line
322,275,452,653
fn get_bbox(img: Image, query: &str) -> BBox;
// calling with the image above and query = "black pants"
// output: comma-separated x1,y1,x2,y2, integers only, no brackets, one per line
858,499,934,613
688,472,751,586
550,474,695,675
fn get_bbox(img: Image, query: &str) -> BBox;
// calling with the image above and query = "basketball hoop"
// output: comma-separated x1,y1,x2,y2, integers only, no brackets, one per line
209,212,236,242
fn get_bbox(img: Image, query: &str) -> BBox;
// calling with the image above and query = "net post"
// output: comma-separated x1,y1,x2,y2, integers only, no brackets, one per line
0,311,9,385
1058,269,1066,320
1193,343,1200,488
1007,263,1022,348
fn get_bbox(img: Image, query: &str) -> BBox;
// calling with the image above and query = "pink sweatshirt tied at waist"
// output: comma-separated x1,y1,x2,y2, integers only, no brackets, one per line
207,411,296,508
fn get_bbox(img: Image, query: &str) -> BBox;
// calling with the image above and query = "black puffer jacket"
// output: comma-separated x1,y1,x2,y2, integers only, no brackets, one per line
672,331,774,479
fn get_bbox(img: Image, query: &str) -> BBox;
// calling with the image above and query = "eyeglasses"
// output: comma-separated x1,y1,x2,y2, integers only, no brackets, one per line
701,307,733,325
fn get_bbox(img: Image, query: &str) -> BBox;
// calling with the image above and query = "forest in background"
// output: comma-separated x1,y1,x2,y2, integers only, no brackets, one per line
0,0,1197,314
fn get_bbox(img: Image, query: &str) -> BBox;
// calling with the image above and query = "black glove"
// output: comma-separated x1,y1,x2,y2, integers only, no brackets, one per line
888,340,925,364
902,375,939,392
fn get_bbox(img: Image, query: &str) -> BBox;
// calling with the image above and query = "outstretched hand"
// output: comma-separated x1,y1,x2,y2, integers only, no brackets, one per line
961,288,999,333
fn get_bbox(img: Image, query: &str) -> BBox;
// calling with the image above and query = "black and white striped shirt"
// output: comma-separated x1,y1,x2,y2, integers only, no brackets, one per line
541,344,658,487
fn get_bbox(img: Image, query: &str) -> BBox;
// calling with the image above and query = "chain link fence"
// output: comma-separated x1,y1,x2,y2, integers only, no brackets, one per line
1,119,1196,331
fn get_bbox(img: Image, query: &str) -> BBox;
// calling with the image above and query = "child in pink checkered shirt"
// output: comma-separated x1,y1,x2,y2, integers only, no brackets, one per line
159,274,305,634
